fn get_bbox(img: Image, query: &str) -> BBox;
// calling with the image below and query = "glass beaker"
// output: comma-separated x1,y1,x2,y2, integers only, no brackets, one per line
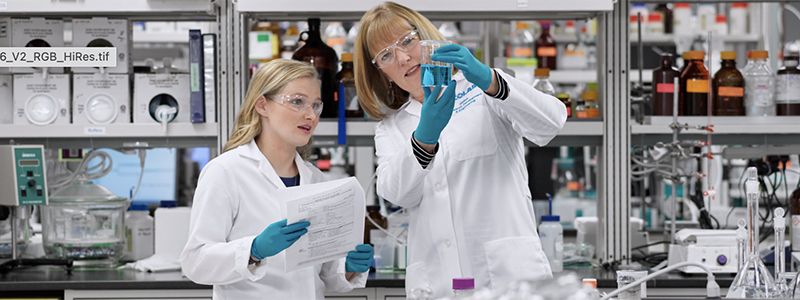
420,40,452,87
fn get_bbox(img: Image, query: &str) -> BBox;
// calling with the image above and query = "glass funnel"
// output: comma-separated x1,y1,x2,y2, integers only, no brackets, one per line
725,167,777,298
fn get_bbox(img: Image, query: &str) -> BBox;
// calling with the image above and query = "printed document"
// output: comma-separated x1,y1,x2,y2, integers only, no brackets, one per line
279,177,365,272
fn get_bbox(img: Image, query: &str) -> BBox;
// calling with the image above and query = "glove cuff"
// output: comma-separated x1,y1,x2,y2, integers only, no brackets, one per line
478,67,493,91
250,238,265,260
413,130,439,146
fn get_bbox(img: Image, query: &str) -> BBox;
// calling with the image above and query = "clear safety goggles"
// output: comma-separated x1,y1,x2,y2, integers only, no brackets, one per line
270,93,323,116
372,30,420,69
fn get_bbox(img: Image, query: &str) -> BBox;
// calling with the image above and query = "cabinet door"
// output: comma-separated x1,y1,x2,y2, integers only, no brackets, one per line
325,287,374,300
376,288,406,300
65,289,212,300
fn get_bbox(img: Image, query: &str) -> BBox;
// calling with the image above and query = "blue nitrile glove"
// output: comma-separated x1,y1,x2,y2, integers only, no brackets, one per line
345,244,374,273
250,219,311,260
413,80,457,145
431,44,493,90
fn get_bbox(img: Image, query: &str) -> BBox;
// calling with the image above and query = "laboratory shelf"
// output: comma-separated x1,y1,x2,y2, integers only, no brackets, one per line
237,0,613,21
311,120,604,147
0,0,215,19
549,70,599,83
630,34,759,44
631,116,800,145
0,123,218,149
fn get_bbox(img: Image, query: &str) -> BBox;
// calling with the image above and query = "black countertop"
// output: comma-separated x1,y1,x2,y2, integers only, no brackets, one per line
0,265,738,291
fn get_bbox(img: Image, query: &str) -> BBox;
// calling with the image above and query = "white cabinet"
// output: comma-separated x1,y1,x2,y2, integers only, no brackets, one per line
64,289,212,300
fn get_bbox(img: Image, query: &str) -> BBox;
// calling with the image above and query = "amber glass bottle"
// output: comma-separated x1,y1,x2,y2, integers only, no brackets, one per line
776,55,800,115
335,53,364,118
557,93,572,117
680,51,709,116
678,51,690,73
652,54,681,115
364,205,387,245
712,51,745,116
654,4,673,33
536,22,557,70
583,91,599,117
292,18,339,118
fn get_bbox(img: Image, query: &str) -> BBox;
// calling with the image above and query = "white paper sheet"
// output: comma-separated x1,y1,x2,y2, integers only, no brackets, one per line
279,177,366,272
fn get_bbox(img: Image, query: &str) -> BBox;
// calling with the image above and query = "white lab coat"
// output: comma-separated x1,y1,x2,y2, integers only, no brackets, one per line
180,139,367,299
375,70,567,298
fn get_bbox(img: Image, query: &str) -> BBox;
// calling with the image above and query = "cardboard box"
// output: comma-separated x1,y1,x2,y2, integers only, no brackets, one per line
133,73,190,124
73,73,130,124
0,18,65,74
0,75,12,124
13,74,70,125
71,18,131,74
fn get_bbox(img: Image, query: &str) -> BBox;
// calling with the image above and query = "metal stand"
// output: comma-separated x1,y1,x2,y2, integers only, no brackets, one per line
0,206,72,274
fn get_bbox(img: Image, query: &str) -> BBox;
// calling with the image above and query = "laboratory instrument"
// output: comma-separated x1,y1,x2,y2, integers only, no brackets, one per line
774,207,788,297
666,229,738,274
419,40,452,87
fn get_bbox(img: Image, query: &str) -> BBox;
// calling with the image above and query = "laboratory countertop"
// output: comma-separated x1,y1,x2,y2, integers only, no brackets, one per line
0,265,737,291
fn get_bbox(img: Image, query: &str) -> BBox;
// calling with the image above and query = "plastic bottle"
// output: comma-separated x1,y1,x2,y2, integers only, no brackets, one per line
697,3,716,33
335,53,364,118
532,68,556,96
564,20,577,36
561,34,588,70
583,91,599,118
713,51,745,116
776,55,800,115
452,278,475,298
653,4,673,34
511,22,535,58
324,22,347,59
652,54,681,116
557,93,572,117
672,3,693,36
539,214,563,273
647,13,664,35
630,3,649,26
743,50,776,116
680,51,709,116
249,22,281,62
536,22,557,70
293,18,339,118
630,15,641,35
729,3,748,35
713,15,728,35
124,203,154,261
583,278,600,300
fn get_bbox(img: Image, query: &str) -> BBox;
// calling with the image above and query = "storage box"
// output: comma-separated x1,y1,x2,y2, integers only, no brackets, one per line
73,73,130,124
0,18,65,74
71,18,131,74
13,74,70,125
0,75,12,124
133,73,190,124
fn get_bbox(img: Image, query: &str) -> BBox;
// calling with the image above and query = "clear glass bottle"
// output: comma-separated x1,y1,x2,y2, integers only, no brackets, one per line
680,51,709,116
452,278,475,298
776,55,800,115
324,22,347,59
532,68,556,96
511,22,535,58
345,22,360,55
575,100,587,118
293,18,339,118
743,50,776,116
652,54,681,116
536,22,557,70
583,91,599,118
713,51,745,116
335,53,364,118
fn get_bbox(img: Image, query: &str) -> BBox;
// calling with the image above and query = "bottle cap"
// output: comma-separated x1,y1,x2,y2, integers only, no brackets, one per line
583,278,598,289
582,91,598,100
160,200,178,208
748,50,768,59
732,2,748,8
130,203,149,211
681,51,690,60
648,13,662,23
720,51,737,60
541,215,560,222
675,3,691,8
686,51,705,60
632,3,646,7
540,21,551,29
516,22,528,30
341,53,353,62
716,15,727,23
534,68,550,77
556,93,570,99
453,278,475,290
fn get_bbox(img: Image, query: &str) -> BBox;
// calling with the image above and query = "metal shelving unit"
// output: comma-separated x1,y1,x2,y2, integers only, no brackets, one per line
2,0,225,150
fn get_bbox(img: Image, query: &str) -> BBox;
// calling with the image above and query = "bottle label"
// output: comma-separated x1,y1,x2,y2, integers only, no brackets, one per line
752,83,772,106
656,83,675,93
512,47,533,58
776,74,800,103
686,79,709,93
326,37,346,47
576,111,588,118
537,47,557,57
717,86,744,97
587,108,599,118
566,106,571,117
793,215,800,251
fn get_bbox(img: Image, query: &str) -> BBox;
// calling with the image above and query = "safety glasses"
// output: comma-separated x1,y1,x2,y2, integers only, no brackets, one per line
269,93,323,116
372,30,419,69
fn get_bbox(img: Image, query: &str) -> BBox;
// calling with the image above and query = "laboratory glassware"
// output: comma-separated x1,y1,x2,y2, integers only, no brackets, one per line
712,51,744,116
743,50,775,116
293,18,339,118
532,68,556,97
776,55,800,116
419,40,452,87
652,54,680,116
680,51,709,116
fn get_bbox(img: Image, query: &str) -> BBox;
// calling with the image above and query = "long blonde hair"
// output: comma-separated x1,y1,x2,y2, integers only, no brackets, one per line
223,59,319,159
354,1,445,120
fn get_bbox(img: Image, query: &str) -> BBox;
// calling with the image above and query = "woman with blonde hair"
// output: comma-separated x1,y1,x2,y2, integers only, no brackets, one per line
181,59,373,299
354,2,567,298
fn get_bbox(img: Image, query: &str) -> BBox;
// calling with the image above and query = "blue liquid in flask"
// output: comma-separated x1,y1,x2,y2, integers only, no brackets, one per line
421,64,452,87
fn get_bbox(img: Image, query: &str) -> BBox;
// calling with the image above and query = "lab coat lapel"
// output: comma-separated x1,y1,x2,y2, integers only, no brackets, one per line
242,139,288,189
295,153,313,186
403,95,421,117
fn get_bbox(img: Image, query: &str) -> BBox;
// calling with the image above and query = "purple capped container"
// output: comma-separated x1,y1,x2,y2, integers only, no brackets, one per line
452,278,475,290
